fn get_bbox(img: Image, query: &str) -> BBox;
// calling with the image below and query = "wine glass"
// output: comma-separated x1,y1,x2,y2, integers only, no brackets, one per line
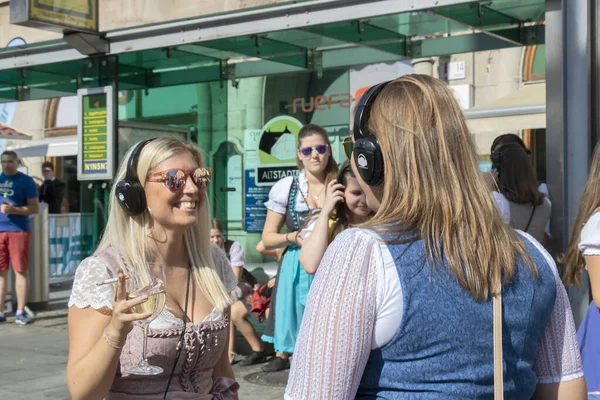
125,263,167,376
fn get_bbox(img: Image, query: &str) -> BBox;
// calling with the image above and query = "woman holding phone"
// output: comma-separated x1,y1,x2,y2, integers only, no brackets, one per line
260,124,337,372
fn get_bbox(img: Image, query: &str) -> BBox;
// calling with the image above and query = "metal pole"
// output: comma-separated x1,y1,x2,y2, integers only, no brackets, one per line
545,0,592,327
92,183,100,247
103,183,109,226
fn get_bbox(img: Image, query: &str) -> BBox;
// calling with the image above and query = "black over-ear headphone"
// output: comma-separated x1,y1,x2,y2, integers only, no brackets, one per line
490,142,528,176
115,138,156,216
490,148,503,174
352,80,391,186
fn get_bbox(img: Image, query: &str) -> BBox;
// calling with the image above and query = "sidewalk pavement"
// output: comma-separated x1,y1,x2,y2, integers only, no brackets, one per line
0,283,286,400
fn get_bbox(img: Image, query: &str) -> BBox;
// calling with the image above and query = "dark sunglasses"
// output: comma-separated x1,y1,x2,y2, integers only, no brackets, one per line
300,144,329,157
342,136,354,159
146,167,212,192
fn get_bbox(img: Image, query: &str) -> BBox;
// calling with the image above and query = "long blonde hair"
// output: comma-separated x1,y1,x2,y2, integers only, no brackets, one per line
364,74,535,301
96,137,233,312
562,142,600,285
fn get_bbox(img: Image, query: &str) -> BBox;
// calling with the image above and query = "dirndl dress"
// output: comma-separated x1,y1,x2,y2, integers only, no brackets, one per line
261,174,314,354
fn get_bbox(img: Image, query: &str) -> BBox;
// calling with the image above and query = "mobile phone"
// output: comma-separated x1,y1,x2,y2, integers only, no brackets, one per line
336,167,346,184
337,160,350,184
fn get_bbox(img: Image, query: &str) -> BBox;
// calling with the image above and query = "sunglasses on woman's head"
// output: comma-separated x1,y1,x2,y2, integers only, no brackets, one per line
146,167,212,192
300,144,329,157
342,136,354,159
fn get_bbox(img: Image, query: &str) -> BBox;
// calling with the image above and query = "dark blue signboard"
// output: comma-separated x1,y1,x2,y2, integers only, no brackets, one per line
244,169,271,233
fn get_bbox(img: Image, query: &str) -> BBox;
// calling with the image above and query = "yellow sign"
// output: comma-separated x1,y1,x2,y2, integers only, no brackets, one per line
82,93,108,174
31,0,97,31
11,0,98,32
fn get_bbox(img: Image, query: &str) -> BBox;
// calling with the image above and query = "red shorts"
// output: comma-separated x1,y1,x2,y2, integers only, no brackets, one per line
0,231,31,273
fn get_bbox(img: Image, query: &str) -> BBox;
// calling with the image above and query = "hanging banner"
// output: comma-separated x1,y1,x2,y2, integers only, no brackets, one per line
77,86,114,181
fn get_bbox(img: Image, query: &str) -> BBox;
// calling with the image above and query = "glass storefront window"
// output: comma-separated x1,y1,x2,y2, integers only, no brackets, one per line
109,62,412,264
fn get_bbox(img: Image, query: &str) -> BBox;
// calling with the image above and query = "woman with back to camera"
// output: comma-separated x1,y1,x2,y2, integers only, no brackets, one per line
260,123,337,372
563,142,600,399
285,75,586,399
489,142,551,246
489,134,552,239
66,138,239,399
300,159,373,275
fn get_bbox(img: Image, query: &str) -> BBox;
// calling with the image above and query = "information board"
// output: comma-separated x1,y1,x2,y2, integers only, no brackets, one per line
244,170,271,233
77,86,114,180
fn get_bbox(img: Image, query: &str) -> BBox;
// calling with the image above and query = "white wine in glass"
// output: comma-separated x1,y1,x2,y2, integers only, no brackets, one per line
125,264,167,376
129,280,167,322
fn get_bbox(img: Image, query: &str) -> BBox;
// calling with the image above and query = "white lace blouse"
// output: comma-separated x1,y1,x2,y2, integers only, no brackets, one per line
68,244,238,323
285,228,583,400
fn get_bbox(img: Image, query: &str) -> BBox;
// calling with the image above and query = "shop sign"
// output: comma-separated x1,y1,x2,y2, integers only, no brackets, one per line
11,0,98,33
292,86,371,114
77,86,114,181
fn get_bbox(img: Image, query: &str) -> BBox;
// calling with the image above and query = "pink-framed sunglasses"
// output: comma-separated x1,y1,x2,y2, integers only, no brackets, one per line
146,167,212,192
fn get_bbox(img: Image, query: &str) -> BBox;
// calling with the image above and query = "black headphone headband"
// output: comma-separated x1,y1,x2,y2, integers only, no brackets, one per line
351,80,392,187
353,81,392,141
115,138,156,216
126,139,154,182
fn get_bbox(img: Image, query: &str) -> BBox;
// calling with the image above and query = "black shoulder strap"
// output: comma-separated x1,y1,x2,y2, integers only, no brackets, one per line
525,205,537,232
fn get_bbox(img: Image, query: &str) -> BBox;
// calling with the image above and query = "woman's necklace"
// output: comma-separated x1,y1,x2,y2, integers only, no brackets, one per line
311,184,325,202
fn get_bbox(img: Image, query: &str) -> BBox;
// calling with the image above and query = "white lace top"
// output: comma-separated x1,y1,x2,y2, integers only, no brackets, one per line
68,244,238,324
285,228,583,400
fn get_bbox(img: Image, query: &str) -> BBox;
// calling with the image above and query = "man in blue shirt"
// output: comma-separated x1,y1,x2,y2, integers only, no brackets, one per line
0,151,39,325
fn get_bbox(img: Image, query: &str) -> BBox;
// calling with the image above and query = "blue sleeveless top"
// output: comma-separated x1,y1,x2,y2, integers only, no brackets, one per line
357,235,556,399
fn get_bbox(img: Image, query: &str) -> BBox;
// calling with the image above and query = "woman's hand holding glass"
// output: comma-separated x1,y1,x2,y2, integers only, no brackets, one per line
322,180,345,216
123,264,167,376
105,271,154,344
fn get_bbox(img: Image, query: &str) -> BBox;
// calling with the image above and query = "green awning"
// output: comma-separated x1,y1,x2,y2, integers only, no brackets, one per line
0,0,545,103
